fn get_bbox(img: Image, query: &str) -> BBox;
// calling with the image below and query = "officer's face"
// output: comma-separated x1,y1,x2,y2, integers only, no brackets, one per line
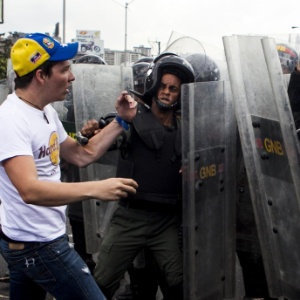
156,74,181,106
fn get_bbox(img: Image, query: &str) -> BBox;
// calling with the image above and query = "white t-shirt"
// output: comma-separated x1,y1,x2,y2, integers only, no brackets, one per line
0,92,68,242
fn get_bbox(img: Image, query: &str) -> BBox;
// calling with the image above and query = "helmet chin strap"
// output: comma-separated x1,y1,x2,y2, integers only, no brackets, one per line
155,97,178,112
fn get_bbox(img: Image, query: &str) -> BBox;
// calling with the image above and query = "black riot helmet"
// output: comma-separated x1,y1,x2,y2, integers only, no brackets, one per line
134,56,154,64
276,43,298,74
145,52,195,97
132,61,151,94
130,52,195,109
185,53,220,82
75,54,107,65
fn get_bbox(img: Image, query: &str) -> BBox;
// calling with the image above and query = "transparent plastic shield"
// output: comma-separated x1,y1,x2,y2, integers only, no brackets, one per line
72,64,133,253
282,74,291,88
223,35,300,299
163,34,229,81
165,36,206,58
0,80,8,105
0,59,14,104
181,81,236,300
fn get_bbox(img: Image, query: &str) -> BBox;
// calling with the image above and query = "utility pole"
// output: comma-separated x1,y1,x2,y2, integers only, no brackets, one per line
157,41,161,55
63,0,66,43
149,40,161,55
124,2,128,64
124,0,136,65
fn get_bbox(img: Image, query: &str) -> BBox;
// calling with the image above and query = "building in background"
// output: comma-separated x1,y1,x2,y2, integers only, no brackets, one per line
72,29,152,65
74,29,152,65
104,45,151,65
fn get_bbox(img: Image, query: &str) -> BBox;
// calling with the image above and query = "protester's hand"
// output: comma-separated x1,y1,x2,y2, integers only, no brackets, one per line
297,62,300,72
94,177,138,201
115,91,138,122
81,119,100,138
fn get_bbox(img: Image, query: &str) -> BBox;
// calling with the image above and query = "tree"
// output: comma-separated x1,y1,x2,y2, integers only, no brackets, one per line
0,32,21,80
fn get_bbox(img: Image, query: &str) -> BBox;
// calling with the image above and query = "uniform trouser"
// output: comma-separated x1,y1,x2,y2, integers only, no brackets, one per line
0,234,106,300
94,205,182,300
128,249,170,300
237,250,278,300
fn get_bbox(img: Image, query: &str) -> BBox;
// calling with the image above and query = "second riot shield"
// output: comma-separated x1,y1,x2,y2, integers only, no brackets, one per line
223,35,300,299
181,80,236,300
72,64,133,253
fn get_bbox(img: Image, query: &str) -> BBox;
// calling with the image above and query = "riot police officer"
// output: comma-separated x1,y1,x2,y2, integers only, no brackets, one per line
82,53,195,300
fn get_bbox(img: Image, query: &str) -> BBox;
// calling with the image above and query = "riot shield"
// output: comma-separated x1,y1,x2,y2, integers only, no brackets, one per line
163,34,229,81
283,74,290,88
72,64,133,253
223,35,300,299
181,80,236,300
0,80,8,105
0,59,13,104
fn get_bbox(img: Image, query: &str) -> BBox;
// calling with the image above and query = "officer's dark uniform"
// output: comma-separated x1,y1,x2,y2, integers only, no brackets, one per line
94,103,184,300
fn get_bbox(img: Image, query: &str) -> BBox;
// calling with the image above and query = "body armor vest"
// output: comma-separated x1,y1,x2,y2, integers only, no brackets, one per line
117,103,182,205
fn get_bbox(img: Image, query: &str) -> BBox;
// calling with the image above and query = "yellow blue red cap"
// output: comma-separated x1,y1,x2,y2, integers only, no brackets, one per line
11,33,78,77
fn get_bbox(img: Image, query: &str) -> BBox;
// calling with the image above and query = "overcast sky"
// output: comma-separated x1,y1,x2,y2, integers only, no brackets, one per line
1,0,300,55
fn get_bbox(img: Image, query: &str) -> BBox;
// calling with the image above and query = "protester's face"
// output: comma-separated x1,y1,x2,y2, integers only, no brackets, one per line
156,74,181,106
44,61,75,101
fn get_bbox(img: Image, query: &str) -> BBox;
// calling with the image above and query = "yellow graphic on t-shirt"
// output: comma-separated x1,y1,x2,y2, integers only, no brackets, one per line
37,132,60,165
49,132,60,165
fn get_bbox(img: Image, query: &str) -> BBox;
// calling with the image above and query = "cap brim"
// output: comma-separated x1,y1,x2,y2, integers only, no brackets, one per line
48,42,78,62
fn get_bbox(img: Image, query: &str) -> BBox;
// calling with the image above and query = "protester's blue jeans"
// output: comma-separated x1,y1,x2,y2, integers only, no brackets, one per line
0,234,106,300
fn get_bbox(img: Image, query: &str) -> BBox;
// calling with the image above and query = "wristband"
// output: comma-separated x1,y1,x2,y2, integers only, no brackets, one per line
115,115,130,131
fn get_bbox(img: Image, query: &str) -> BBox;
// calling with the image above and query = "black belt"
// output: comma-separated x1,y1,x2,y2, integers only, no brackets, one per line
130,191,180,205
119,198,181,213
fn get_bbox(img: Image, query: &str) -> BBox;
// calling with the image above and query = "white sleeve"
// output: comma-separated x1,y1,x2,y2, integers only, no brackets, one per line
0,114,33,162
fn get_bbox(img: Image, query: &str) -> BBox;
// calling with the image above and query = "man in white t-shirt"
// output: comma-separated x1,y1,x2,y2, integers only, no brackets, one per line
0,33,138,300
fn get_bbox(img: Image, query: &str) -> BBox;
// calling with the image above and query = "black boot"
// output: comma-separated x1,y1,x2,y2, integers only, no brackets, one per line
114,283,133,300
162,283,183,300
128,265,158,300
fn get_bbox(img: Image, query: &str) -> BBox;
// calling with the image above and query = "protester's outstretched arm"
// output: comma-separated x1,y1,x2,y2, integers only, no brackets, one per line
60,91,137,167
3,155,138,207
